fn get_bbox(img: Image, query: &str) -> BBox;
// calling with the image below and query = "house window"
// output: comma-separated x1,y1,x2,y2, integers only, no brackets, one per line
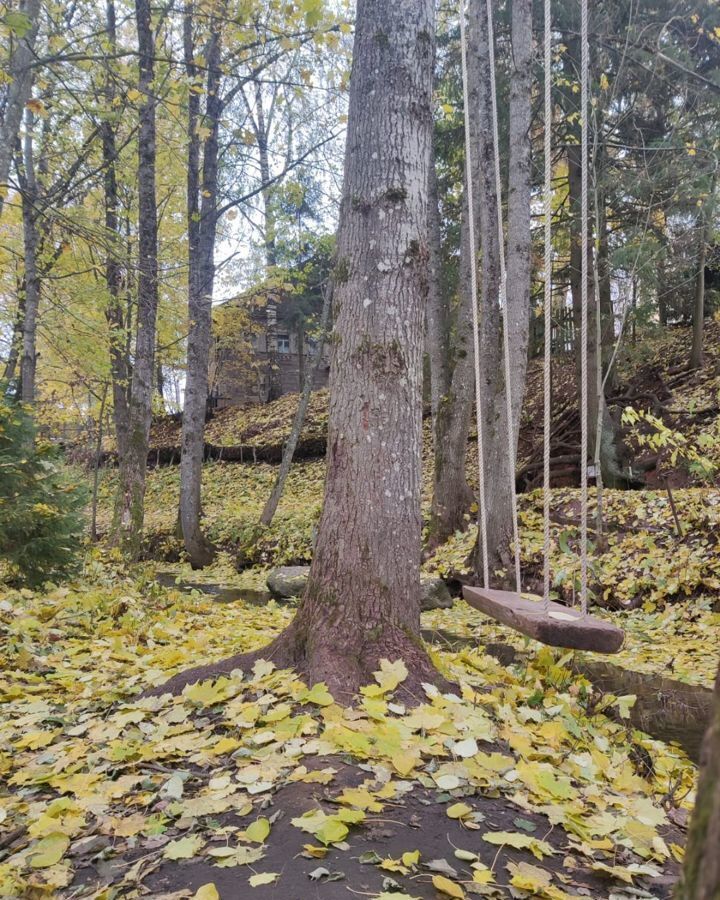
277,334,291,353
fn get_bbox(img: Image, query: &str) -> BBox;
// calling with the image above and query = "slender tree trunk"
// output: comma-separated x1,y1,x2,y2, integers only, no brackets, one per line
253,81,281,400
428,188,474,548
426,143,450,440
156,357,165,402
676,663,720,900
467,0,514,578
260,282,332,527
0,0,42,221
297,323,305,391
689,212,707,370
18,109,40,405
112,0,159,557
597,184,614,357
563,38,624,489
103,0,131,459
179,2,223,568
658,249,669,326
19,190,40,404
91,385,109,542
156,0,440,700
3,284,26,384
505,0,533,448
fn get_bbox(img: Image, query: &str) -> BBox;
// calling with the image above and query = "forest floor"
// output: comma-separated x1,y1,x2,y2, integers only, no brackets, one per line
0,562,702,899
2,325,719,898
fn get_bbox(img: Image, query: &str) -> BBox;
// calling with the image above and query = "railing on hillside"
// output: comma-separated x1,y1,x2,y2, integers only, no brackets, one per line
529,306,576,357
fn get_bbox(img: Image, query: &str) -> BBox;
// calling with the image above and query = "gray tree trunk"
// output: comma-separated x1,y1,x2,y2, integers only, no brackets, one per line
179,2,223,568
3,282,25,384
563,38,624,489
156,0,440,699
0,0,42,221
428,186,475,548
467,0,514,578
254,81,282,401
505,0,533,448
18,109,40,404
426,143,450,436
689,213,707,370
112,0,159,558
260,281,332,527
103,0,131,459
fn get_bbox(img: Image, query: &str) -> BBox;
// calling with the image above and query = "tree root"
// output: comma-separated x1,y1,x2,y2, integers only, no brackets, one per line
144,619,451,705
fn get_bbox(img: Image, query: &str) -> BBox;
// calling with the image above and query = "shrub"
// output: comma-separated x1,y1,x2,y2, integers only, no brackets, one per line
0,396,86,586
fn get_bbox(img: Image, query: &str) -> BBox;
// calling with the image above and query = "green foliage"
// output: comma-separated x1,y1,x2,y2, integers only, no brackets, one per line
0,396,86,586
622,406,717,481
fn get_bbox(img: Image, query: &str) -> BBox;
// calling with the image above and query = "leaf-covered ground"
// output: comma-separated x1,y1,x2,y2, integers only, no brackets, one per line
95,459,720,626
0,561,699,899
11,324,719,897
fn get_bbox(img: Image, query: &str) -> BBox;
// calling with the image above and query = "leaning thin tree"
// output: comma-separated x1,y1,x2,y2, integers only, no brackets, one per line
155,0,439,701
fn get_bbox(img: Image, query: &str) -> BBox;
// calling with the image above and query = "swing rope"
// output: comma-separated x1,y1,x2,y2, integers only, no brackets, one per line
461,0,591,615
580,0,589,615
542,0,553,614
459,1,490,590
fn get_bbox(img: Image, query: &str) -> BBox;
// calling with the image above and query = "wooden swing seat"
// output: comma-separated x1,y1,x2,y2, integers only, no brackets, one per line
462,586,625,654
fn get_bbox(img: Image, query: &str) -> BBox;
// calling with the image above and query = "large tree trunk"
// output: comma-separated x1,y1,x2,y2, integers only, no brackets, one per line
18,109,40,405
179,2,223,568
103,0,131,459
504,0,533,448
112,0,158,557
0,0,42,221
675,663,720,900
155,0,439,701
689,212,707,370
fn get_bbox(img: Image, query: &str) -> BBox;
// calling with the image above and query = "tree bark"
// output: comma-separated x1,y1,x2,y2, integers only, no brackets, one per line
2,281,25,384
467,0,514,578
103,0,131,460
18,109,40,405
675,663,720,900
112,0,159,558
426,142,450,438
0,0,42,221
260,281,332,527
505,0,533,448
179,1,223,568
689,212,707,370
155,0,440,701
563,38,624,489
251,80,282,401
428,186,475,548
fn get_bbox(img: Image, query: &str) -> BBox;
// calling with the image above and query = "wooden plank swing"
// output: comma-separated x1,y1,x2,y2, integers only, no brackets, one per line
462,587,625,654
458,0,625,656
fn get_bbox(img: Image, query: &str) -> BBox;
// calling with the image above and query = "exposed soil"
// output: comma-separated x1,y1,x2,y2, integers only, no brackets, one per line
72,756,682,899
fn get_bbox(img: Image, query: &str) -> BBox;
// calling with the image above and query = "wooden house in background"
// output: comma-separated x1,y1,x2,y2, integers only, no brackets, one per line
209,297,330,409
